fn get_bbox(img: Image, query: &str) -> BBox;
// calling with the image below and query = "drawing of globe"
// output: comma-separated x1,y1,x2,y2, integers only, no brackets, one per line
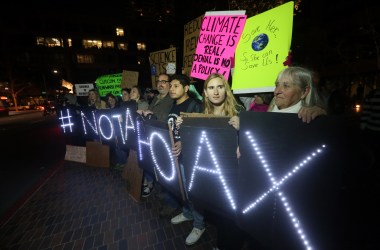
251,33,269,51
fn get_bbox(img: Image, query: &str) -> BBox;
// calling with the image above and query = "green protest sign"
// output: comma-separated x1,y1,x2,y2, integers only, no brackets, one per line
95,73,122,97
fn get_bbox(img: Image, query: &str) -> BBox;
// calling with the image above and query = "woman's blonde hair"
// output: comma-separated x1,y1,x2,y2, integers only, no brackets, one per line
88,89,103,109
202,73,243,116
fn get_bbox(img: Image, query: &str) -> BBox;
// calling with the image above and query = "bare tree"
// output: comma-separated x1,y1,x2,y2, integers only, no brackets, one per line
6,66,32,111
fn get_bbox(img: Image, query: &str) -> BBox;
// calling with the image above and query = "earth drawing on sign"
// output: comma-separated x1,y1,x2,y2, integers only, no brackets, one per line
251,33,269,51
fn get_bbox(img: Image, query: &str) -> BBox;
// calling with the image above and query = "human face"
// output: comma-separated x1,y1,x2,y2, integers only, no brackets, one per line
169,80,188,103
254,95,264,104
107,97,116,108
274,75,308,109
88,91,97,103
130,87,140,101
204,77,226,106
121,90,130,102
156,75,170,96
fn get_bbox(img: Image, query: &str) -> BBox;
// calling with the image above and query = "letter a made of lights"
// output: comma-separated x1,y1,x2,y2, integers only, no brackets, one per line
188,131,237,211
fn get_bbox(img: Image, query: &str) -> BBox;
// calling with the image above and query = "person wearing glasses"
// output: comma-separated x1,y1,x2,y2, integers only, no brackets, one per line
140,73,174,121
138,73,174,198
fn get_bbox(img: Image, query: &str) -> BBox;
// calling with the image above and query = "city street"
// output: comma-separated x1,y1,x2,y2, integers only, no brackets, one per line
0,112,66,220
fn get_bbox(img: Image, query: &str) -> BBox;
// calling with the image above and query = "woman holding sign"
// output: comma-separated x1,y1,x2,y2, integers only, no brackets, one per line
228,66,326,132
201,73,252,250
175,73,247,249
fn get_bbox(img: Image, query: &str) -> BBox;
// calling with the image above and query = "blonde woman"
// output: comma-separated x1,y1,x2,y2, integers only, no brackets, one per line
87,88,106,109
173,73,244,247
203,73,244,116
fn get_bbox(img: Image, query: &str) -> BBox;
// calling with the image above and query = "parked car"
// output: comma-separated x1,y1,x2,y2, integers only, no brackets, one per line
0,100,9,117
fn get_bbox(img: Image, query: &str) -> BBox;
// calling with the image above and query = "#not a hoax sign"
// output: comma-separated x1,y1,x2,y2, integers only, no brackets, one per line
190,11,246,81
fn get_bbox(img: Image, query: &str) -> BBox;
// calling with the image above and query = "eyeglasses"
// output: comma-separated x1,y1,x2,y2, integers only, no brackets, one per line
156,80,169,84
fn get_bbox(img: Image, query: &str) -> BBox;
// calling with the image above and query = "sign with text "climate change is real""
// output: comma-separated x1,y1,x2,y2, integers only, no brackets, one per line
191,11,246,81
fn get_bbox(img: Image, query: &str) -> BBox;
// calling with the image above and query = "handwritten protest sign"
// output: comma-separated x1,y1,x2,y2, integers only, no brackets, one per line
121,70,139,89
232,1,294,94
149,47,176,89
183,14,203,77
75,83,94,96
190,11,246,81
95,73,122,97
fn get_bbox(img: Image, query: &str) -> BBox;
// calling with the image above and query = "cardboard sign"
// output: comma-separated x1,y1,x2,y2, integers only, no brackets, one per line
183,14,204,77
86,141,110,168
121,70,139,89
149,47,176,89
124,149,143,202
64,145,86,163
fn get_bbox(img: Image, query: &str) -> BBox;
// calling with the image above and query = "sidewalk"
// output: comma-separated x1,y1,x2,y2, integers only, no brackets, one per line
9,110,41,116
0,161,217,249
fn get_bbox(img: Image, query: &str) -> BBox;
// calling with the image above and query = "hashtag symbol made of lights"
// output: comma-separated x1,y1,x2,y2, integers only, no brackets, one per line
59,108,74,133
188,131,237,210
242,131,326,250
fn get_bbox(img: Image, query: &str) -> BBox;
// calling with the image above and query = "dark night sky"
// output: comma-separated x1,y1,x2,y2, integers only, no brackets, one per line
2,0,378,78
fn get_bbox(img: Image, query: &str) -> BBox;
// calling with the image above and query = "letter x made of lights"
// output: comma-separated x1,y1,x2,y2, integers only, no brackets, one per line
242,131,326,250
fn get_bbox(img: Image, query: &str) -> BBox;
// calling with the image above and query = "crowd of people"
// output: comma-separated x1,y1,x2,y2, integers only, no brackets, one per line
57,65,380,249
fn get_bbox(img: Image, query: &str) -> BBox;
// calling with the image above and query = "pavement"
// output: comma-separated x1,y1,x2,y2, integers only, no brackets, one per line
0,160,218,249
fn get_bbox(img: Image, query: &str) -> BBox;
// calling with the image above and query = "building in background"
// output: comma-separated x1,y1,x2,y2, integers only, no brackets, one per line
0,0,379,109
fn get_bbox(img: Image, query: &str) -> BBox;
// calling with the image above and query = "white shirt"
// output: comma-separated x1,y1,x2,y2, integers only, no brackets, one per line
272,101,302,114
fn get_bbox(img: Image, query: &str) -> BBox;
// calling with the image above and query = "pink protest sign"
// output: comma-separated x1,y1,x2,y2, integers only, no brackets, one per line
190,11,246,81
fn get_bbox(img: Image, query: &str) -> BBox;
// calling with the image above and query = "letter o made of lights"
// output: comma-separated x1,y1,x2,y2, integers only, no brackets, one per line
149,132,176,181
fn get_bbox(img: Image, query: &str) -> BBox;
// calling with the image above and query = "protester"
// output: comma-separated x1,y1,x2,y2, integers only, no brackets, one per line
177,73,255,250
120,88,131,103
130,85,149,110
165,74,203,246
229,66,326,132
87,88,106,109
222,66,326,250
137,73,174,199
144,88,158,104
201,73,244,116
172,73,244,247
105,92,119,109
141,74,174,121
247,93,273,112
105,92,126,171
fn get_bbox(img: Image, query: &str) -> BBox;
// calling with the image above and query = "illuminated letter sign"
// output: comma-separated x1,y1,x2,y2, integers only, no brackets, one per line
180,117,239,219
